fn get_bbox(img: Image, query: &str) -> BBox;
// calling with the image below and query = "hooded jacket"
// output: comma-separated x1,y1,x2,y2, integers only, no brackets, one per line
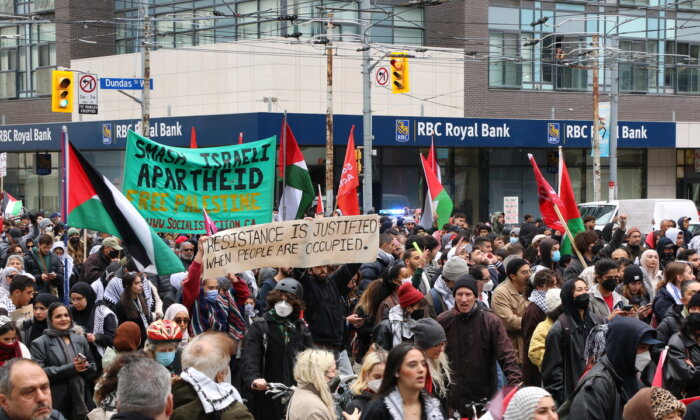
490,212,505,235
679,217,694,245
567,317,657,420
656,237,678,270
542,280,603,405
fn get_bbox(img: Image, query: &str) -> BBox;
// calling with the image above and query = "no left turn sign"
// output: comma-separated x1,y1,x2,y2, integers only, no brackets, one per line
374,66,389,87
78,73,98,114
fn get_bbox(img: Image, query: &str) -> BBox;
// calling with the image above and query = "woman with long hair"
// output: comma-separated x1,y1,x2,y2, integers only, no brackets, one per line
522,269,558,386
654,262,695,323
362,342,443,420
640,249,663,299
375,264,412,325
113,272,152,347
344,349,387,415
411,318,451,415
352,280,386,363
30,302,97,420
286,349,339,420
20,292,59,347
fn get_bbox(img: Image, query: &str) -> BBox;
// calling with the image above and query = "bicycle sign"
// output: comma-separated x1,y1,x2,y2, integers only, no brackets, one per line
78,73,98,114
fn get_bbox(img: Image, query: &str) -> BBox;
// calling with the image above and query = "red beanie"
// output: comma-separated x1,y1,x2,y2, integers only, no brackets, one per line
175,235,189,244
398,282,424,308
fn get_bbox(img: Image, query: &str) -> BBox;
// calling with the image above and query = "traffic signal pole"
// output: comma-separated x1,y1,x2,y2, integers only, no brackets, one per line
360,0,372,214
325,14,334,212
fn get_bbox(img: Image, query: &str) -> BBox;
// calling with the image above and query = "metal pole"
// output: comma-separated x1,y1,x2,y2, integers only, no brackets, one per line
551,107,555,119
609,34,619,201
592,34,601,202
281,111,287,220
325,14,334,212
140,4,151,137
361,0,372,214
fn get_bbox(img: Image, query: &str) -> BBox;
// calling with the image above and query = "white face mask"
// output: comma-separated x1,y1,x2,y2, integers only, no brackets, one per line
367,379,382,393
274,301,293,318
482,280,494,292
401,277,412,284
635,351,651,372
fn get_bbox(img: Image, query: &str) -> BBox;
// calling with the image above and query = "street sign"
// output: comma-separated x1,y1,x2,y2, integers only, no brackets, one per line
77,73,98,115
374,66,389,88
99,78,154,90
0,152,6,177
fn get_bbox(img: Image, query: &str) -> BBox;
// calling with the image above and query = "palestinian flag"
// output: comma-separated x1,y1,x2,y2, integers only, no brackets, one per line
420,153,452,229
66,141,184,275
2,192,22,218
558,149,585,256
528,154,566,233
421,138,440,229
278,119,314,221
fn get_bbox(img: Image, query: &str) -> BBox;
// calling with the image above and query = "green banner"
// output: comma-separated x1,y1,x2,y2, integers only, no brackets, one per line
123,130,275,234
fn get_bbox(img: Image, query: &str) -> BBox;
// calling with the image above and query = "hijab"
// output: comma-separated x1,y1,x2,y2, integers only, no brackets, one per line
69,282,97,331
0,267,19,294
26,293,60,344
640,250,660,283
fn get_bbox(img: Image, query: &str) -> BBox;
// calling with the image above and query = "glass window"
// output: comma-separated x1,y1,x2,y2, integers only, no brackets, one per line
489,32,521,88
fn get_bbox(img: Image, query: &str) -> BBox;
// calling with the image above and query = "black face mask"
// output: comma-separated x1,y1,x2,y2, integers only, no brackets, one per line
409,309,424,320
601,279,618,292
574,293,590,309
109,250,119,259
69,237,79,245
661,252,675,262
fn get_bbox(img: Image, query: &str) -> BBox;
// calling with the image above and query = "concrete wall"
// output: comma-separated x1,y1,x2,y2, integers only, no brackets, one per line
647,148,676,198
71,40,465,121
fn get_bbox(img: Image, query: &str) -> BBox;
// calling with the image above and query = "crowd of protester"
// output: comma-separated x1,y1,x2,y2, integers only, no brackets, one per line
1,209,700,420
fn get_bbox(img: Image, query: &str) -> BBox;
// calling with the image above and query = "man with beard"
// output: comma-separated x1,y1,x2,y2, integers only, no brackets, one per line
177,240,196,270
255,267,294,312
294,263,360,374
0,358,66,420
678,249,700,279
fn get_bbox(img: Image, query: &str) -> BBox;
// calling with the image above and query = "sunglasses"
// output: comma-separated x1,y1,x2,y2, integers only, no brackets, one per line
173,317,190,324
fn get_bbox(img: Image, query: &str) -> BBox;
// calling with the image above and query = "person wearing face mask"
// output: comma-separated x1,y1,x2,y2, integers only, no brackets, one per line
0,317,30,366
80,237,121,284
65,228,85,265
588,259,626,320
541,279,604,406
653,262,696,324
560,317,662,420
664,296,700,399
374,283,429,351
469,264,496,308
656,236,679,270
172,333,253,420
240,278,312,420
508,228,521,247
522,269,558,386
534,238,564,277
141,320,183,374
343,350,387,416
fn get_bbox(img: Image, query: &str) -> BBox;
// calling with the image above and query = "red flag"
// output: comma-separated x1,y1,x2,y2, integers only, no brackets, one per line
190,127,197,149
316,185,324,214
336,125,360,216
528,154,565,233
202,208,218,235
652,346,668,387
238,132,243,145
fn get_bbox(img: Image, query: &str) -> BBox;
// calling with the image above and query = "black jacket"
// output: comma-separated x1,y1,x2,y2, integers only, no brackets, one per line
240,313,312,419
665,332,700,398
255,276,276,312
343,391,373,416
294,264,360,346
653,286,678,324
80,249,111,284
23,251,64,296
359,253,393,281
656,305,684,345
0,408,66,420
563,255,591,284
30,332,98,419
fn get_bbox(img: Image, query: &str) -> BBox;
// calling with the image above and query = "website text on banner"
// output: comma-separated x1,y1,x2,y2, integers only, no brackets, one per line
202,215,380,278
122,130,275,233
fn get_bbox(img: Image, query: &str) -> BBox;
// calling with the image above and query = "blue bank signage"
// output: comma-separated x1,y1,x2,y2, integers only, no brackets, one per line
99,78,154,90
0,113,677,152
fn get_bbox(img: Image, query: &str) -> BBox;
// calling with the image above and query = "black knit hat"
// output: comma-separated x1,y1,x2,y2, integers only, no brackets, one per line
506,258,529,276
689,292,700,309
452,275,478,297
622,264,644,285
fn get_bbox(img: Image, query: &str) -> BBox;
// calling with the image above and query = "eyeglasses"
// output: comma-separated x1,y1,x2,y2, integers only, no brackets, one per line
181,249,194,253
173,317,190,324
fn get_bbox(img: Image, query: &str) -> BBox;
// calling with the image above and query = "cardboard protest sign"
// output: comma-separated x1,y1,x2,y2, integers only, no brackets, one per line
123,130,275,233
202,215,380,278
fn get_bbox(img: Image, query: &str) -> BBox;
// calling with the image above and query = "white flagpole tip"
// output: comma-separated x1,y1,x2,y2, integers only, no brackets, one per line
527,153,534,159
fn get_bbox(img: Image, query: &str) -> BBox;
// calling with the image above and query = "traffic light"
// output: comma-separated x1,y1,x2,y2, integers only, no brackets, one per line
390,53,409,94
51,70,74,113
355,147,362,173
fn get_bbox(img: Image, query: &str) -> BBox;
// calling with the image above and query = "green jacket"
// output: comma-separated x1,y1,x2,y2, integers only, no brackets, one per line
171,379,254,420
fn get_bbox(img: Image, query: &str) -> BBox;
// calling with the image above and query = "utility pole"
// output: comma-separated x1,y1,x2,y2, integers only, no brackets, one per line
360,0,372,214
609,34,619,200
592,34,601,201
325,14,334,212
140,3,151,137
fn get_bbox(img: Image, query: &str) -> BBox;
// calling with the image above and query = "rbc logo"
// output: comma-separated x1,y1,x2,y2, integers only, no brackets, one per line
396,120,410,142
547,123,560,144
102,124,112,145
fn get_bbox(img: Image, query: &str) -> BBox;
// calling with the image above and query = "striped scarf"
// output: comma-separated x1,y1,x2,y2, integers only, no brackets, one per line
191,290,245,340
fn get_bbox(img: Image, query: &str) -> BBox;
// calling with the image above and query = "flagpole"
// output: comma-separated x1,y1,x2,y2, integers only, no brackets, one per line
558,146,563,196
62,126,68,225
553,204,588,269
281,110,288,220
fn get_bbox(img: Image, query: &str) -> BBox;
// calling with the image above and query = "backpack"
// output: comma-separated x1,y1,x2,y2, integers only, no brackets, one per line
429,288,446,314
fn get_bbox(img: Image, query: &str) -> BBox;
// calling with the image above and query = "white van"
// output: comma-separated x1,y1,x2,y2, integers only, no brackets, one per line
578,199,699,234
